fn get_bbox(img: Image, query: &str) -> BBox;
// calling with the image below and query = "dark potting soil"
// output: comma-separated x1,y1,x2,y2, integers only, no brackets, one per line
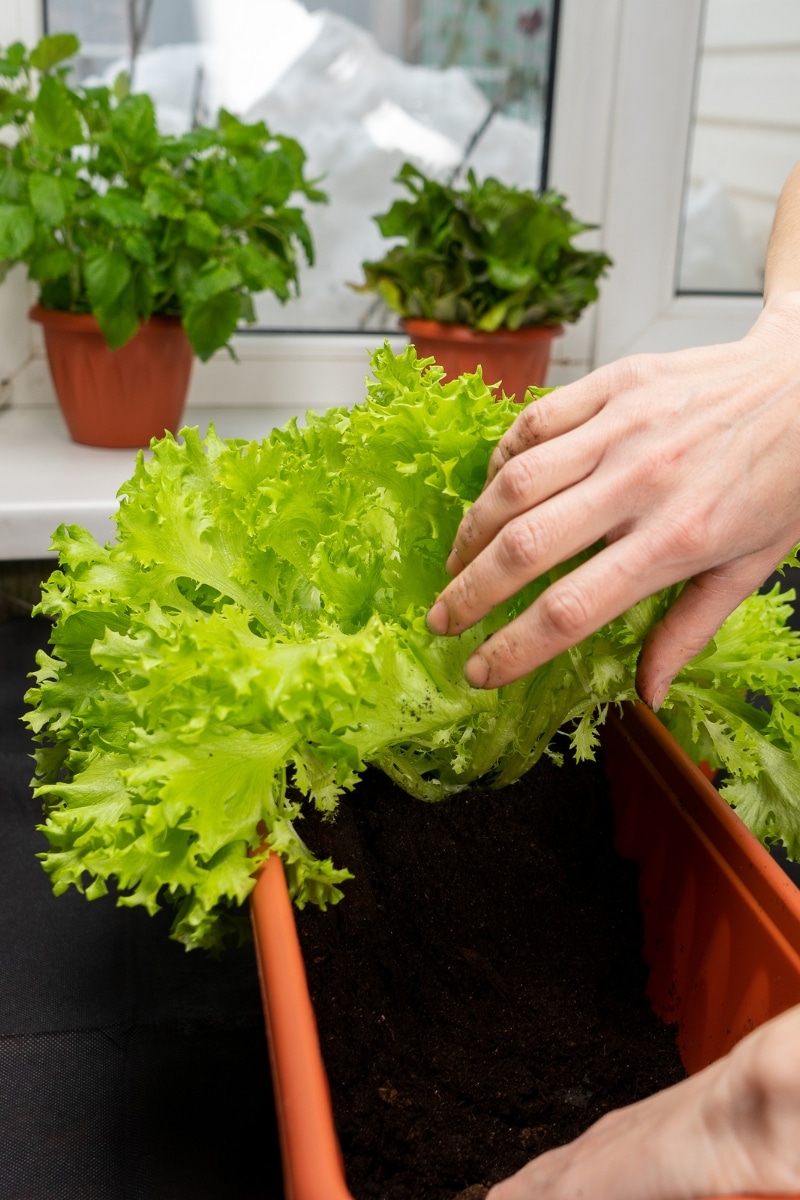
295,752,687,1200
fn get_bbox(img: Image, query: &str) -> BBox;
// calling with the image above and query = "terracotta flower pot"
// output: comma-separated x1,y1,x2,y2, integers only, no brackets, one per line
30,305,194,449
403,317,563,400
250,702,800,1200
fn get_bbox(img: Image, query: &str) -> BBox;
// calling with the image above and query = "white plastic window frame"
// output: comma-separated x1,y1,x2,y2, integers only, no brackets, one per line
549,0,762,384
0,0,764,415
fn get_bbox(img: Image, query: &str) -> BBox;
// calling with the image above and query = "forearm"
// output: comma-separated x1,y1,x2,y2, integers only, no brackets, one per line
763,161,800,303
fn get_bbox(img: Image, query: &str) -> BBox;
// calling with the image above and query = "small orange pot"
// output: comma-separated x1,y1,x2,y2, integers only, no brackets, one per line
403,317,562,400
30,305,194,449
251,703,800,1200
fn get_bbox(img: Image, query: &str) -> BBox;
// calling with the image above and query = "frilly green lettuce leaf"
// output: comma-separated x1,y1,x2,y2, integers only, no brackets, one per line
24,343,800,949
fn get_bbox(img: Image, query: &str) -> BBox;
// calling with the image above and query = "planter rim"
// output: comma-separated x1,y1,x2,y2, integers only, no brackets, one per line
29,303,184,334
402,317,563,345
612,704,800,931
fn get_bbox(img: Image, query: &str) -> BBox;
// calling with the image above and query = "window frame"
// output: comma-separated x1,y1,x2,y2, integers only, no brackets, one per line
549,0,762,379
1,0,767,414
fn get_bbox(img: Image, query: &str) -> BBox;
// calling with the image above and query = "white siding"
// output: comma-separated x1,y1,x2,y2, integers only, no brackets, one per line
681,0,800,289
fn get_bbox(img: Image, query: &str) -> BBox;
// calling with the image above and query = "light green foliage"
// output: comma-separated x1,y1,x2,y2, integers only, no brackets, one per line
0,35,325,357
353,162,613,330
25,345,800,949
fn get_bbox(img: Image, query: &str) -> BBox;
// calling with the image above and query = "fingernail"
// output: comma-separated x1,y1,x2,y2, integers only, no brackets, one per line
649,680,670,713
464,653,489,688
427,600,449,635
445,547,463,576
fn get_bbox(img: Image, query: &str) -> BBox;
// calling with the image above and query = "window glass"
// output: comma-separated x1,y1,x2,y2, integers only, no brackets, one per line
45,0,557,331
678,0,800,295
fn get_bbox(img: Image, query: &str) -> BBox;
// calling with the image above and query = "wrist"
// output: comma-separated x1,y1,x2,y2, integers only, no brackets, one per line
752,290,800,341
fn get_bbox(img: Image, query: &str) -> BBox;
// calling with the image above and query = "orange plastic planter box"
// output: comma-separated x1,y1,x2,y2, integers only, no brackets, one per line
251,702,800,1200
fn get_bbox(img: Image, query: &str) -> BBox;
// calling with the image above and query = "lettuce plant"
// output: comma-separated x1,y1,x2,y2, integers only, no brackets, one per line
24,345,800,950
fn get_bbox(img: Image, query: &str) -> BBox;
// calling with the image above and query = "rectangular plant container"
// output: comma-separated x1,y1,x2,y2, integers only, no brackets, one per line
250,702,800,1200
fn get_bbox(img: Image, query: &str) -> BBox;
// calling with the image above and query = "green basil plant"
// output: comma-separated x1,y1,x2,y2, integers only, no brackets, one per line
0,34,326,359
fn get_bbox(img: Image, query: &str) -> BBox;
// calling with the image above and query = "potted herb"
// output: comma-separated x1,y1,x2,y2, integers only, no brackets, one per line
0,34,325,448
353,163,612,397
23,345,800,1193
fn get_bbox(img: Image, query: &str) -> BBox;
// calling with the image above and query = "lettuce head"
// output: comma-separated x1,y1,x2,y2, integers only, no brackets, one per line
24,344,800,950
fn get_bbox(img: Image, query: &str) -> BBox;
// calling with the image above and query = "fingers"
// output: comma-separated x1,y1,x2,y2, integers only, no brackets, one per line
485,366,616,485
453,533,677,690
447,426,605,576
455,356,662,575
429,479,624,646
635,549,787,708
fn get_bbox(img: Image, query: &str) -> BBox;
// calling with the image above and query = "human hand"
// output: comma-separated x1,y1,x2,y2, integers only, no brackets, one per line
426,294,800,706
486,1002,800,1200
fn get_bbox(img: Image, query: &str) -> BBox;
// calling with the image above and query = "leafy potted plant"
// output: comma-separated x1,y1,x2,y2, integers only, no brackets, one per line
0,33,325,448
353,163,612,398
23,346,800,1195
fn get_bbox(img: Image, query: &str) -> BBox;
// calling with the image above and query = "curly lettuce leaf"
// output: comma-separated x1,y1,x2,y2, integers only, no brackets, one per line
24,343,800,949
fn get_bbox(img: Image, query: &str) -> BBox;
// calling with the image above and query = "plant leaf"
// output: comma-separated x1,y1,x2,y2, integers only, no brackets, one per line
28,246,75,281
95,282,140,349
0,202,35,257
29,33,80,73
33,75,83,150
93,190,151,229
28,172,66,225
110,93,159,160
84,245,132,311
143,180,186,220
184,290,241,360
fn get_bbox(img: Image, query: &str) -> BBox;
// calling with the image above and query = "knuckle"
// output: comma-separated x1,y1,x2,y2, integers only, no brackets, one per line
487,442,511,479
517,400,548,445
610,352,659,394
488,401,550,480
496,518,545,573
539,582,592,641
495,454,536,507
659,513,709,562
485,630,530,680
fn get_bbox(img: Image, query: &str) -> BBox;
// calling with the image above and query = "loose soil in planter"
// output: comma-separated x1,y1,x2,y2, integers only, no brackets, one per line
295,751,687,1200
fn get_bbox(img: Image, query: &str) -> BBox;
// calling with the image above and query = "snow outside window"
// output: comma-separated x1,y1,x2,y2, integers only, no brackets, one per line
44,0,558,333
677,0,800,296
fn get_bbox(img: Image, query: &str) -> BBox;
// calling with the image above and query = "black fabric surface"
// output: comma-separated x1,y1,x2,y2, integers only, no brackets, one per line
0,616,284,1199
5,571,800,1199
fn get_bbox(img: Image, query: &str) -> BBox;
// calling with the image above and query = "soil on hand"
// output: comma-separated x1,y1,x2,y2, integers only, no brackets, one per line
295,752,687,1200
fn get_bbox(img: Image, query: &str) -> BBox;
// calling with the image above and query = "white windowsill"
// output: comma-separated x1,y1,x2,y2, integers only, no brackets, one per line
0,330,414,562
0,403,310,561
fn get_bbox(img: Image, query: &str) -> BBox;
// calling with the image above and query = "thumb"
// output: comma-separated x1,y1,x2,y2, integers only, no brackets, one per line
635,555,781,709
